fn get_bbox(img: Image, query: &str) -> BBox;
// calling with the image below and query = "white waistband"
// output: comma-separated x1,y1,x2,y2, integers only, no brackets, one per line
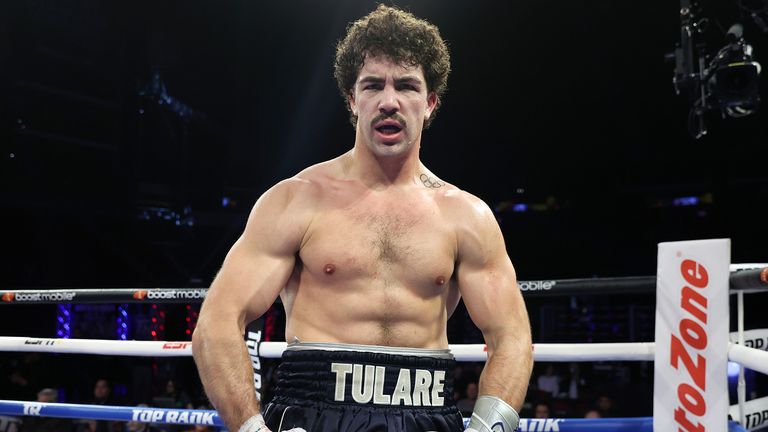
286,341,454,359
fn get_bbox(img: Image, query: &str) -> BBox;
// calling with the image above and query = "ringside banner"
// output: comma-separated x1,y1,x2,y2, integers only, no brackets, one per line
654,239,730,432
729,395,768,431
245,319,264,401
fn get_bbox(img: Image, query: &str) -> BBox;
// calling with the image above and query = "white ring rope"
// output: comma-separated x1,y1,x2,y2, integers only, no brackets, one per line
730,263,768,271
1,337,767,375
728,344,768,376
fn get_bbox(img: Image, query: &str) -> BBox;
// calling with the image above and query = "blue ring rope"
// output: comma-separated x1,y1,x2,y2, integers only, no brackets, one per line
0,400,748,431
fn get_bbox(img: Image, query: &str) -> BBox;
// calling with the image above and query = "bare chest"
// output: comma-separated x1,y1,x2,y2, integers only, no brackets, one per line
300,196,456,284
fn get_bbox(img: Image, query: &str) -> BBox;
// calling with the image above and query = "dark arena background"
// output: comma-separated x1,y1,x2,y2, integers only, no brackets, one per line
1,0,767,430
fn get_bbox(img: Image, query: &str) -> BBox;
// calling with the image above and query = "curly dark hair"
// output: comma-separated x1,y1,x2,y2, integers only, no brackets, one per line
334,4,451,129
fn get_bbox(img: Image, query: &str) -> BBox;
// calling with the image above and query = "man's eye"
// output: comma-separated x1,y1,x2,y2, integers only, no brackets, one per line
364,85,381,90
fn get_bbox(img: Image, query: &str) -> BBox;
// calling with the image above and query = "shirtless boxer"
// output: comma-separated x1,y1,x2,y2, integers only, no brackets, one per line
192,5,533,432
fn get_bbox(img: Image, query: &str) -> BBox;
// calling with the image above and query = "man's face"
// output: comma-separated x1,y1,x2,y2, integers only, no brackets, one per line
597,396,611,410
94,379,110,399
349,55,437,158
466,382,478,399
37,390,55,403
534,404,550,419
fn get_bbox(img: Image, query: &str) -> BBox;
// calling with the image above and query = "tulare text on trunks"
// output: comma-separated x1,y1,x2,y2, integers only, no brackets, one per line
331,363,446,406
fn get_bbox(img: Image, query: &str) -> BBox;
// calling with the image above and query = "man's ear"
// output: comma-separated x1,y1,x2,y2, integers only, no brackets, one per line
348,91,357,116
425,92,438,119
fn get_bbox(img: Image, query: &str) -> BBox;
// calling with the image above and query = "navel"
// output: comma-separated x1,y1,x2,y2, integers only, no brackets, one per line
324,263,336,275
435,275,446,286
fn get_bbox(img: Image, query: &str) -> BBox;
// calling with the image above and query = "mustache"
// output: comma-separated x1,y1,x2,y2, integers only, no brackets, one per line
371,113,407,129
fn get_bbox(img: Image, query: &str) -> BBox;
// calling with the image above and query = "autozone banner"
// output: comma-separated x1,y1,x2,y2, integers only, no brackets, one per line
654,239,730,432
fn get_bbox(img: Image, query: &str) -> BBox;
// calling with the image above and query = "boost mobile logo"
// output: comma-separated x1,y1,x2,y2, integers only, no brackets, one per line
518,281,557,291
9,292,77,302
133,290,207,300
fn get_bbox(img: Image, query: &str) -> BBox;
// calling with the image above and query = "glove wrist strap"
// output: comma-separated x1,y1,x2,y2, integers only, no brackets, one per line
466,396,520,432
238,414,267,432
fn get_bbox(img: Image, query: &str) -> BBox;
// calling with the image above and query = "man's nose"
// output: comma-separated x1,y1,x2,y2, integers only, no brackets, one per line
378,86,400,115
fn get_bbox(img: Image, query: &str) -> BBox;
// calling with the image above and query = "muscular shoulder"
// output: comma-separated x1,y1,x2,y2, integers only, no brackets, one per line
414,168,498,237
435,187,504,263
254,177,318,217
242,166,331,253
258,159,339,211
245,159,344,242
437,187,497,230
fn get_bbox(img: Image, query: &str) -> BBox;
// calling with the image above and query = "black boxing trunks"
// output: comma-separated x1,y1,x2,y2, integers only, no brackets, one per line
262,342,464,432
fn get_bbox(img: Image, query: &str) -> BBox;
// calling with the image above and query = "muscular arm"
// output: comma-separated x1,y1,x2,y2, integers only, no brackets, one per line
192,179,311,431
455,196,533,410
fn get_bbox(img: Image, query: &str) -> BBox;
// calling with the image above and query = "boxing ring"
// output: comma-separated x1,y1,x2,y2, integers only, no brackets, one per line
0,260,766,431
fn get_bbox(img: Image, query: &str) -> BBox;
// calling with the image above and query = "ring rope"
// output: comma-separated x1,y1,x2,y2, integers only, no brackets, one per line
728,344,768,375
1,337,767,375
0,400,752,432
0,400,220,426
0,338,651,360
1,264,764,305
0,263,764,430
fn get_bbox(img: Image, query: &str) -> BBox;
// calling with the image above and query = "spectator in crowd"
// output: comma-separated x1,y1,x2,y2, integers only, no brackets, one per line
565,362,584,399
451,365,468,401
3,354,47,401
533,401,551,419
536,364,560,398
6,370,33,401
452,390,461,403
93,379,113,405
124,404,157,432
455,382,479,416
125,422,150,432
584,409,602,419
20,388,72,432
151,382,194,432
160,380,193,410
596,394,618,417
76,379,120,432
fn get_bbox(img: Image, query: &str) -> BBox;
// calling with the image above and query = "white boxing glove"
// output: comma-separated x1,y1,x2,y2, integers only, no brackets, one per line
238,414,306,432
464,396,520,432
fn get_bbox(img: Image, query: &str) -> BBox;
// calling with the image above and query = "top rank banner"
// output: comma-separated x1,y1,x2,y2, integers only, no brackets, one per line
654,239,731,432
244,319,264,401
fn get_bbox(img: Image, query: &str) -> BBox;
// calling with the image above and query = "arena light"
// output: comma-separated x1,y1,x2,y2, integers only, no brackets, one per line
672,196,699,207
56,304,72,339
116,304,129,341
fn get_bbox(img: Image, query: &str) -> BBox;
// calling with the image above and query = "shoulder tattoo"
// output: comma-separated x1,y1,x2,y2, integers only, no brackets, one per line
420,173,443,189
